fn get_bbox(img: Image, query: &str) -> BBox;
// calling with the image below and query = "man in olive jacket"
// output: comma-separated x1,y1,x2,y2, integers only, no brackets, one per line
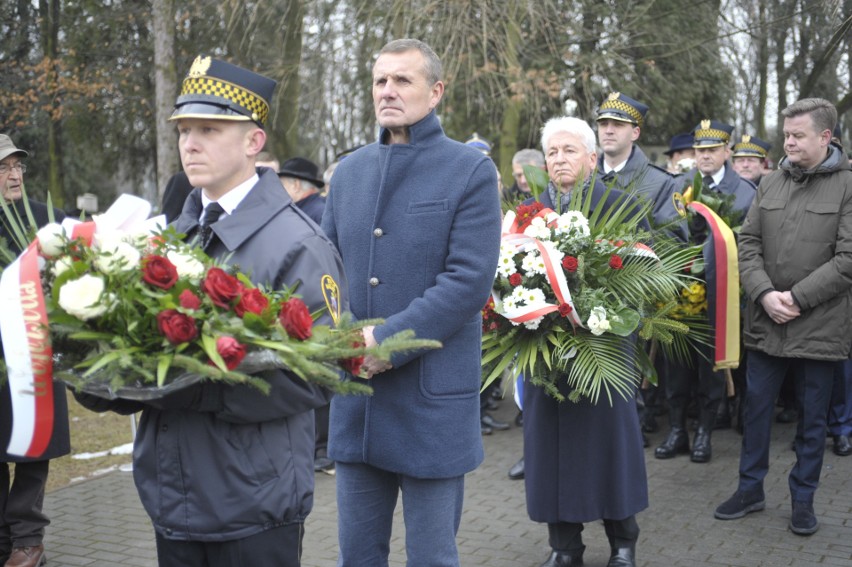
715,98,852,536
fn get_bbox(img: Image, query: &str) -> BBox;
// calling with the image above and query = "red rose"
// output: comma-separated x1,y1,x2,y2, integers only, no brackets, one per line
609,254,623,269
562,256,578,272
279,298,313,340
214,336,246,370
508,273,523,287
235,288,270,318
179,289,202,310
156,309,198,345
202,267,244,308
142,255,179,289
339,340,365,376
558,303,573,317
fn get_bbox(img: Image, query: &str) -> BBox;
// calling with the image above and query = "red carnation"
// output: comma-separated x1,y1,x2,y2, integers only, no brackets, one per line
609,254,624,269
562,256,578,272
279,298,313,340
508,273,523,287
235,288,270,318
142,255,179,289
179,289,202,310
156,309,198,345
202,267,244,308
558,303,573,317
214,336,246,370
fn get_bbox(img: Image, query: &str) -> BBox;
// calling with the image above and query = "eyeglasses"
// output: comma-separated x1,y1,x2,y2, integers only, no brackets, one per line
0,163,27,174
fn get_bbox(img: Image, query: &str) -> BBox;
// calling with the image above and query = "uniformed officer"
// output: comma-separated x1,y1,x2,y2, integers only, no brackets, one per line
731,134,772,185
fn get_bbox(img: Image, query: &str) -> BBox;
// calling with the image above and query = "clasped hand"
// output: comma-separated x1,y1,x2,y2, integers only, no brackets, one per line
760,290,800,325
361,325,393,379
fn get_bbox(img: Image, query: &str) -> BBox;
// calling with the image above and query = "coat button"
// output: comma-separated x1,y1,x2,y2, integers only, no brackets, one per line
373,228,383,237
369,277,379,287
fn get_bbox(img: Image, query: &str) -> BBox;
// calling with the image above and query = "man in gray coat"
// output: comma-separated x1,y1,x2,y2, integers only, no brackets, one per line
715,98,852,536
75,56,346,567
322,39,501,566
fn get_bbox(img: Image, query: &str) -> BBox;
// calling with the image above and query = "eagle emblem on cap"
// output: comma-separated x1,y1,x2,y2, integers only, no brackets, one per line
188,56,212,78
742,134,751,143
608,92,620,101
700,119,711,129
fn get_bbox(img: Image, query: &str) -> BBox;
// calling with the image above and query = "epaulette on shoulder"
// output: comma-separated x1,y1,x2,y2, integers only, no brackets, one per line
648,162,674,177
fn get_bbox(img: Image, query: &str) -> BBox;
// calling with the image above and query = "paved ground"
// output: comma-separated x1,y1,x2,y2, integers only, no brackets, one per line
42,400,851,567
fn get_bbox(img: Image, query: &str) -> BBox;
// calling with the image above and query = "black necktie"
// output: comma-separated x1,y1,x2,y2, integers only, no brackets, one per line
199,202,224,249
703,175,716,190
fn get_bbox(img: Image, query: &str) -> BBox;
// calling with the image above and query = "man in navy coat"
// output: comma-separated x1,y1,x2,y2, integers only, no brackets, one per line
322,39,502,566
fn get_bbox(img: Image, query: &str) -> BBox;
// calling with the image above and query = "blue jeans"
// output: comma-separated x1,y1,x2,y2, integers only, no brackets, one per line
739,350,834,502
335,462,464,567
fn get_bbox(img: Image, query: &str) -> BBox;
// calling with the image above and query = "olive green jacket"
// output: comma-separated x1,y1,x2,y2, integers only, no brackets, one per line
739,144,852,360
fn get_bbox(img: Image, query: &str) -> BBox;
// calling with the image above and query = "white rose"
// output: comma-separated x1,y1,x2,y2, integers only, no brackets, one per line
36,223,66,257
587,306,611,336
166,250,205,280
51,256,75,278
94,241,141,274
58,275,111,320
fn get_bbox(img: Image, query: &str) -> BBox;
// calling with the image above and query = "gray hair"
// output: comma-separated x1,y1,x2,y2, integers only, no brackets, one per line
379,39,443,85
782,98,837,135
541,117,596,154
512,148,545,167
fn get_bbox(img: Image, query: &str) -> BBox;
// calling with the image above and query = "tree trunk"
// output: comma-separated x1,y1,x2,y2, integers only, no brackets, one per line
277,0,304,160
41,0,64,209
152,0,179,206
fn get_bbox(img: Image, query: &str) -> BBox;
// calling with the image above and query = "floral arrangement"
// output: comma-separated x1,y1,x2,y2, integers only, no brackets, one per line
482,182,699,404
35,223,440,398
1,195,438,399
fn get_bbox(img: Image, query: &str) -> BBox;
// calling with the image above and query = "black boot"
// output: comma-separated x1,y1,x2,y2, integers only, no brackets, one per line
655,404,689,459
606,545,636,567
539,547,584,567
691,427,712,462
714,398,732,430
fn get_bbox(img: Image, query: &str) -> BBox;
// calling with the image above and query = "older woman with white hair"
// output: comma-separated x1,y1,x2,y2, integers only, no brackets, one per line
521,116,649,567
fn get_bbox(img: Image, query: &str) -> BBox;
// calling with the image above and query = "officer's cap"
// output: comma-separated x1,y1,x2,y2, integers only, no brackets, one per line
692,120,734,148
596,92,648,128
731,134,771,159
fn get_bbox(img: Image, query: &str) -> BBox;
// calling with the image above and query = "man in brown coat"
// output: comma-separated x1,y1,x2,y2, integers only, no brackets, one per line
714,98,852,536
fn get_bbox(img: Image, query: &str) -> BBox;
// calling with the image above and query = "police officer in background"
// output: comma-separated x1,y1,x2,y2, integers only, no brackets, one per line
656,120,755,464
731,134,772,186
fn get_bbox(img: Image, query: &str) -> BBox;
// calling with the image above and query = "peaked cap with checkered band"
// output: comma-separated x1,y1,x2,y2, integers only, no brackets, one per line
170,55,276,128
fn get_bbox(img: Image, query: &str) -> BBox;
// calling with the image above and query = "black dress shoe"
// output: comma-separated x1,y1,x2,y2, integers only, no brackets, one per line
515,411,523,427
508,457,524,480
690,427,712,463
833,434,852,456
481,413,510,431
539,548,584,567
654,427,689,459
606,546,635,567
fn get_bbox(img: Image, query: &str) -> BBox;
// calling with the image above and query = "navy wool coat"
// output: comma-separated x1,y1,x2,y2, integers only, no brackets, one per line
522,183,649,523
322,111,502,479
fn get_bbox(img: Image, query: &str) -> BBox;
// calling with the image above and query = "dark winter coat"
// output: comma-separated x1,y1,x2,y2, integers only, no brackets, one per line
522,183,649,523
75,170,346,541
322,111,502,479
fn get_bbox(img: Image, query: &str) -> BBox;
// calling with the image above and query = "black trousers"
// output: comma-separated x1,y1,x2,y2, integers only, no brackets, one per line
154,522,304,567
0,460,50,556
664,344,726,427
548,515,639,552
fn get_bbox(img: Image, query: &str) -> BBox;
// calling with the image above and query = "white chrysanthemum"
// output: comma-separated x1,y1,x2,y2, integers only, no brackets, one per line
94,241,141,274
523,317,543,330
523,217,551,240
511,286,546,306
58,275,111,320
538,240,565,265
51,256,75,278
501,295,518,311
166,250,206,280
36,223,66,257
587,306,611,336
521,251,547,276
497,248,519,278
555,211,590,236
